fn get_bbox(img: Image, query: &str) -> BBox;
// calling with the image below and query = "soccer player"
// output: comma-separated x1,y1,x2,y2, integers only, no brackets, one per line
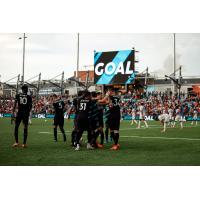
168,106,174,127
173,106,183,129
104,105,112,143
96,92,105,147
12,85,32,148
131,106,138,126
137,102,148,129
89,92,104,149
68,91,83,147
158,112,170,133
75,91,93,151
191,109,198,126
99,89,121,150
52,94,67,142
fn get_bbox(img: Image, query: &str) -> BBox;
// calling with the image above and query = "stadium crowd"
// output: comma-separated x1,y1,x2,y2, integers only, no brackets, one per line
0,91,200,118
120,91,200,118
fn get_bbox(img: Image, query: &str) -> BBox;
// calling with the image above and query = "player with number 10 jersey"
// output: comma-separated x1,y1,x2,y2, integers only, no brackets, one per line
12,85,32,148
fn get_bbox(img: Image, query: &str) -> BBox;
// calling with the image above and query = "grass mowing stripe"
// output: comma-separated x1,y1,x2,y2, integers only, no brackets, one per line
38,125,200,134
121,135,200,141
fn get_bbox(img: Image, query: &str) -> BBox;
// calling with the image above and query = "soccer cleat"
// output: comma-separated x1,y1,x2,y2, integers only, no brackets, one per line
87,143,94,150
75,144,80,151
110,145,119,150
116,144,120,148
97,143,104,149
12,143,19,147
22,144,27,148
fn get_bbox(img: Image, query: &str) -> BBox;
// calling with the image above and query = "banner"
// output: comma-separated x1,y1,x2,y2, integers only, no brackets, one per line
94,50,135,84
0,113,199,121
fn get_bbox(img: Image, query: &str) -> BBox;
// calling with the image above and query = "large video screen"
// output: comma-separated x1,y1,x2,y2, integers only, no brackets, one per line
94,50,135,85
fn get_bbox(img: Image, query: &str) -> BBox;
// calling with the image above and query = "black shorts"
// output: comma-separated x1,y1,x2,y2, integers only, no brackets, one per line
107,113,120,130
16,112,29,126
77,114,90,131
98,112,104,128
54,115,64,127
90,117,100,131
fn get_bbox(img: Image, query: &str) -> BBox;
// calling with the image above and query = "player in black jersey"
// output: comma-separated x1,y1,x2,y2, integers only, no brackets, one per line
96,92,105,147
104,105,112,143
99,89,121,150
52,94,66,142
12,85,32,148
89,92,105,148
75,91,93,151
68,90,84,146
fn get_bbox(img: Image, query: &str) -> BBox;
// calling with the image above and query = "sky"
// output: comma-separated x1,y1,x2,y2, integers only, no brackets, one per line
0,33,200,82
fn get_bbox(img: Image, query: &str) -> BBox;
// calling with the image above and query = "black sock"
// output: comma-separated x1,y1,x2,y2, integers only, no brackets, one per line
60,126,66,142
95,130,100,141
115,132,119,145
100,131,104,145
71,130,77,146
76,130,83,145
14,126,19,143
90,130,99,146
23,127,28,145
110,131,117,144
54,128,57,141
87,130,92,144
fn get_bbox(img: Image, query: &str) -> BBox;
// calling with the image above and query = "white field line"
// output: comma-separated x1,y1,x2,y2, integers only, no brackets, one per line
121,125,200,131
38,125,200,141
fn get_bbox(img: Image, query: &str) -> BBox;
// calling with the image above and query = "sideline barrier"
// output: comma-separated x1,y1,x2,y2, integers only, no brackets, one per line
0,113,199,121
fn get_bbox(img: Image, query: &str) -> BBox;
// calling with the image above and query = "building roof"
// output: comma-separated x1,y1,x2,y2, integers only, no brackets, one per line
154,78,200,85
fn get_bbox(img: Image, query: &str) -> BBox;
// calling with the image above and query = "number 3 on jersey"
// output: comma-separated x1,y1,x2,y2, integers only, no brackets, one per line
79,103,86,110
113,98,119,106
20,97,27,105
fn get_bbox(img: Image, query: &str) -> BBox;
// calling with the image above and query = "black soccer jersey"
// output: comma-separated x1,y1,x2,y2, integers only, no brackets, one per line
77,98,91,116
53,100,65,116
104,106,110,120
15,93,32,114
110,96,120,114
88,99,99,121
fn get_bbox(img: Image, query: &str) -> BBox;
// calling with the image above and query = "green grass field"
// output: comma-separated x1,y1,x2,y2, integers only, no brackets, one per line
0,118,200,166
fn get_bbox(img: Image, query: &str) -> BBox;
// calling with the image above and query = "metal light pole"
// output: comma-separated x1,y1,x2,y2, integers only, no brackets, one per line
19,33,27,85
76,33,80,91
173,33,176,94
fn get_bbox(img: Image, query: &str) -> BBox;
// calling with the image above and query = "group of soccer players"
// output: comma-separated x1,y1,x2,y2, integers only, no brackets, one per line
11,85,199,149
11,85,121,151
69,89,121,150
158,105,199,132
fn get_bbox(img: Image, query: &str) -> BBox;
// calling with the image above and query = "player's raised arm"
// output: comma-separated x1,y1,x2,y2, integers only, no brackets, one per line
98,91,110,105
